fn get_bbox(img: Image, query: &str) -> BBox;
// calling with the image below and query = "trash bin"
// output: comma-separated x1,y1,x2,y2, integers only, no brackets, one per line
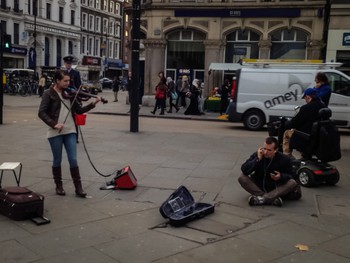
205,96,221,112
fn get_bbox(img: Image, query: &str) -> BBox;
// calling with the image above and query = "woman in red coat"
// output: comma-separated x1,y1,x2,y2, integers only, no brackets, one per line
151,77,167,115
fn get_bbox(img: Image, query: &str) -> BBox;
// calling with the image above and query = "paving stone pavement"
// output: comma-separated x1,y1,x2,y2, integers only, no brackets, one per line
0,90,350,263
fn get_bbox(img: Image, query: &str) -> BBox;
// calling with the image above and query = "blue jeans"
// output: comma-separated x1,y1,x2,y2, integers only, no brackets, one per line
48,133,77,168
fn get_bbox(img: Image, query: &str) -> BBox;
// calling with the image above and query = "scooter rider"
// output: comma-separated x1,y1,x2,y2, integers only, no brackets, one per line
282,88,326,158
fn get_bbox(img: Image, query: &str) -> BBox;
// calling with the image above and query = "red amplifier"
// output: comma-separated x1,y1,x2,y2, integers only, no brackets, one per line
113,166,137,189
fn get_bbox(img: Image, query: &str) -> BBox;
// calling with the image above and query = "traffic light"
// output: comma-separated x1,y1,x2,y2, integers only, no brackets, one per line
3,34,11,49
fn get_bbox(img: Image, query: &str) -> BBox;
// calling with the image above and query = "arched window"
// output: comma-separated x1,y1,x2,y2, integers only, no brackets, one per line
166,30,206,80
68,41,73,55
45,37,50,66
226,30,260,63
56,39,62,66
270,29,308,59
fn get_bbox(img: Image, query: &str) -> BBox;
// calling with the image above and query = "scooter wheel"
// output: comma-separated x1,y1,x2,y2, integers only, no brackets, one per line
298,168,315,187
325,170,340,186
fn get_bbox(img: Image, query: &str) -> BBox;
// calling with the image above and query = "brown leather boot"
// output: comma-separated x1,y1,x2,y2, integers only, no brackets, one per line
52,166,65,196
70,167,87,198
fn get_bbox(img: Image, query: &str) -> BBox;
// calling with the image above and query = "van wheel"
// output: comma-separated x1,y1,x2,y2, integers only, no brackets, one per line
243,110,265,131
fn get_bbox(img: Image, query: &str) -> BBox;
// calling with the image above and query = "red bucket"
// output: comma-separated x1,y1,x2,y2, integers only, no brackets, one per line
75,114,87,126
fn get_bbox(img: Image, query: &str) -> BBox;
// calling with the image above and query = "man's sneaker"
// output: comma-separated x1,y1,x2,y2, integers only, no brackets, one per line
248,195,265,206
272,197,283,207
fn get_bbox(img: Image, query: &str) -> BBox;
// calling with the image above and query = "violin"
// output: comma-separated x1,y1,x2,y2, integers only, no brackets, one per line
62,86,108,104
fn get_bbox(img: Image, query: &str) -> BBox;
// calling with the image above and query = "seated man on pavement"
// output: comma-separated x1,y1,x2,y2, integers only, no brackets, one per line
283,88,326,158
238,136,301,207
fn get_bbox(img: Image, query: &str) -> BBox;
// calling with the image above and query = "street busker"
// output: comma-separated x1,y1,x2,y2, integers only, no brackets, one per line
238,136,301,207
38,70,101,197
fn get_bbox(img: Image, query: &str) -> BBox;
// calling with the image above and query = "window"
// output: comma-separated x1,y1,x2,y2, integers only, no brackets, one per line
270,29,308,59
45,37,50,66
115,3,120,15
68,41,73,54
82,0,87,5
71,10,75,25
166,30,206,69
27,0,31,14
95,17,101,33
95,39,99,56
46,3,51,19
14,23,19,44
89,15,94,31
103,19,108,34
325,73,350,96
56,39,62,67
103,0,107,11
110,1,114,13
89,0,94,7
82,13,87,29
109,21,114,35
1,20,7,34
33,0,38,16
109,41,112,58
115,22,120,37
88,37,93,54
59,7,64,23
14,0,19,12
1,0,7,10
81,36,86,54
114,42,119,58
95,0,99,9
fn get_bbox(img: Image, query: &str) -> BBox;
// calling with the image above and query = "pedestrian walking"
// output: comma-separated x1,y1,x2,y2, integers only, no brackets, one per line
151,77,167,115
184,79,201,115
38,73,46,97
180,75,190,107
166,77,179,113
112,76,120,102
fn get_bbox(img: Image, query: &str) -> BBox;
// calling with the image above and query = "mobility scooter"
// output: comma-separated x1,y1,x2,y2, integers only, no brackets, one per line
268,108,341,187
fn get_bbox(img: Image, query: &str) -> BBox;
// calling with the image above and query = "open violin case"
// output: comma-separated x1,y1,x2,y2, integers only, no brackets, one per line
159,185,215,227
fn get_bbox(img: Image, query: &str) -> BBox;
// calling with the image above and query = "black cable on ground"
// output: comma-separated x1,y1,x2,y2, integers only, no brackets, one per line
78,125,118,178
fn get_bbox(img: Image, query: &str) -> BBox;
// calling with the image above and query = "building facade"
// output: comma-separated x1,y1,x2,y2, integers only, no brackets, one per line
80,0,123,81
0,0,123,82
325,0,350,75
125,0,333,99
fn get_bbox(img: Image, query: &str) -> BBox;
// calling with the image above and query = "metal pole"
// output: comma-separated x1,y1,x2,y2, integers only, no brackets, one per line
130,0,141,132
0,27,4,124
33,0,37,80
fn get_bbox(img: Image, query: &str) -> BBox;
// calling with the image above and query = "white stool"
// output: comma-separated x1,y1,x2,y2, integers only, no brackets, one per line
0,162,22,188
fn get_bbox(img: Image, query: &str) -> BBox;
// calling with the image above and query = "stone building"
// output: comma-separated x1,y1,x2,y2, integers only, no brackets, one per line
0,0,123,82
125,0,335,100
326,0,350,75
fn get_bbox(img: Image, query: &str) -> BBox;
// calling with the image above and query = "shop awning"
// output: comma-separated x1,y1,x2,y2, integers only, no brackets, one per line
209,63,242,71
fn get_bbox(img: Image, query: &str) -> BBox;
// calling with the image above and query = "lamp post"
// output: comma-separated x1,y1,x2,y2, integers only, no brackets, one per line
33,0,37,81
0,27,4,124
130,0,141,132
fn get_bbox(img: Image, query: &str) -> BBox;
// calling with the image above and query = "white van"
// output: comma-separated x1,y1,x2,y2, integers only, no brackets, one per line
227,62,350,130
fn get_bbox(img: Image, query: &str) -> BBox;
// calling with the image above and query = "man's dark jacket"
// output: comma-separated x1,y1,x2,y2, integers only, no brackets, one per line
285,97,325,134
241,152,295,192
